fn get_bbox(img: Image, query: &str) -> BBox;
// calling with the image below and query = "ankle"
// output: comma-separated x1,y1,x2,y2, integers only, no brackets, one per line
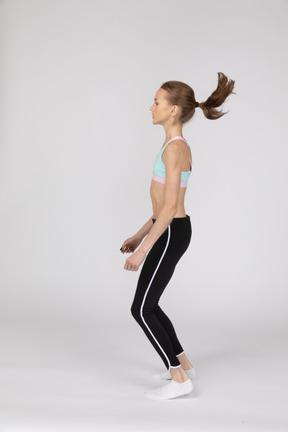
182,363,194,371
170,367,188,383
177,353,193,370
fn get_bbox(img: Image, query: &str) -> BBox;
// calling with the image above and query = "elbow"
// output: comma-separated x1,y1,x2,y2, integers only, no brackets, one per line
163,203,178,217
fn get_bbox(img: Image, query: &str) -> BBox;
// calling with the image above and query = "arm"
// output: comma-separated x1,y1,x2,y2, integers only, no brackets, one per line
138,143,181,254
134,216,155,242
120,215,154,254
137,206,176,255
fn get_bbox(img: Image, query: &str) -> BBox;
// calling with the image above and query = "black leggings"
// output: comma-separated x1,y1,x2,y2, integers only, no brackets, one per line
131,215,192,370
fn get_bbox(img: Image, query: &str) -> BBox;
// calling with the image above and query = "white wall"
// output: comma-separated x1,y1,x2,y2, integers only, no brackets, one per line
0,0,287,330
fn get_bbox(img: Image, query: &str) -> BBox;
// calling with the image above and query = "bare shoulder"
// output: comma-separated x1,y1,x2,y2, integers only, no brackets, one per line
163,140,184,159
162,141,182,168
163,139,192,169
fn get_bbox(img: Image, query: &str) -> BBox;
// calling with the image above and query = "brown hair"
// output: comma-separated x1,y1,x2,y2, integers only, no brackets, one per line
160,72,236,123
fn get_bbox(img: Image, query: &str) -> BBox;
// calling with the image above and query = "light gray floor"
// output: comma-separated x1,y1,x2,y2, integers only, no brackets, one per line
0,320,287,432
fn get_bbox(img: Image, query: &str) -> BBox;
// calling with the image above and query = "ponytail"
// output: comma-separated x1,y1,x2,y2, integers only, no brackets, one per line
199,72,236,120
160,72,236,124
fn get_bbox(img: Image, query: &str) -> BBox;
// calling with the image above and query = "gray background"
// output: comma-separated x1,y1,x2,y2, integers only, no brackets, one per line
0,0,287,431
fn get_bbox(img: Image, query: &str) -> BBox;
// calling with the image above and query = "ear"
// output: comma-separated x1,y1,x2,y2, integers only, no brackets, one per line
171,105,180,116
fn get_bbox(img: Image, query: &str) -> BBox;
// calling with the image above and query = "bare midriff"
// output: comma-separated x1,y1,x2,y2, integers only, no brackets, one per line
150,181,188,218
150,140,192,219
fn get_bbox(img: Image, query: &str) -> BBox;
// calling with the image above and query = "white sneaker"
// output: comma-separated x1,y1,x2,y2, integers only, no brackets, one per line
145,378,193,400
151,366,196,380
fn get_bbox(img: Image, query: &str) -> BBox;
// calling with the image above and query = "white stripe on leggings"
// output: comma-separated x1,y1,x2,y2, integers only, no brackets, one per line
140,225,172,370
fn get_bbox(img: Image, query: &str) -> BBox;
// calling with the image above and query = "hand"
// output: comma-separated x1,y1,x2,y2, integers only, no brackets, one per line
124,249,147,272
120,236,142,254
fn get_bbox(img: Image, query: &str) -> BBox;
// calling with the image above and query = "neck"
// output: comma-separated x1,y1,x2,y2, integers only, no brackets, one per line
163,123,183,144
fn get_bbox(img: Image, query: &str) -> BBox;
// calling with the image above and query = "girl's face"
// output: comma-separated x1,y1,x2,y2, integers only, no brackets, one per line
150,88,176,125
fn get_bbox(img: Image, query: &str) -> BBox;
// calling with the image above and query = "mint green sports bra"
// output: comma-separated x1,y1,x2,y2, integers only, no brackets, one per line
152,136,192,188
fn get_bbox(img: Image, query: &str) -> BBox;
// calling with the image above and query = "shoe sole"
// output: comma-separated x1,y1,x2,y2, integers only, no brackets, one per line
145,382,194,400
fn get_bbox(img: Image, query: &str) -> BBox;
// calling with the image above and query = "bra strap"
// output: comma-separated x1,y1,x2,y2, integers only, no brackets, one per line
168,136,188,144
161,136,188,152
166,136,192,170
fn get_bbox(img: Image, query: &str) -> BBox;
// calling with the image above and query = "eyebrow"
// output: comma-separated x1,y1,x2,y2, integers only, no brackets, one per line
154,98,159,101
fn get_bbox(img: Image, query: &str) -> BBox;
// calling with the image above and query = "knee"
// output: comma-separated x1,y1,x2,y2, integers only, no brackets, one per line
131,301,154,324
130,301,141,323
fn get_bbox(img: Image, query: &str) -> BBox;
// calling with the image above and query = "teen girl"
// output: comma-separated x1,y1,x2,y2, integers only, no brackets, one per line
120,73,235,400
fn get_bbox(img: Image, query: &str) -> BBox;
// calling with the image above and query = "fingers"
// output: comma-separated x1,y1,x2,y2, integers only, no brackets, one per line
123,259,138,271
120,246,134,253
124,265,138,271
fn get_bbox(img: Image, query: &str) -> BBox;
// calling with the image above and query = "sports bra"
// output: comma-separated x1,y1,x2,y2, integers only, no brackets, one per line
152,136,192,188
